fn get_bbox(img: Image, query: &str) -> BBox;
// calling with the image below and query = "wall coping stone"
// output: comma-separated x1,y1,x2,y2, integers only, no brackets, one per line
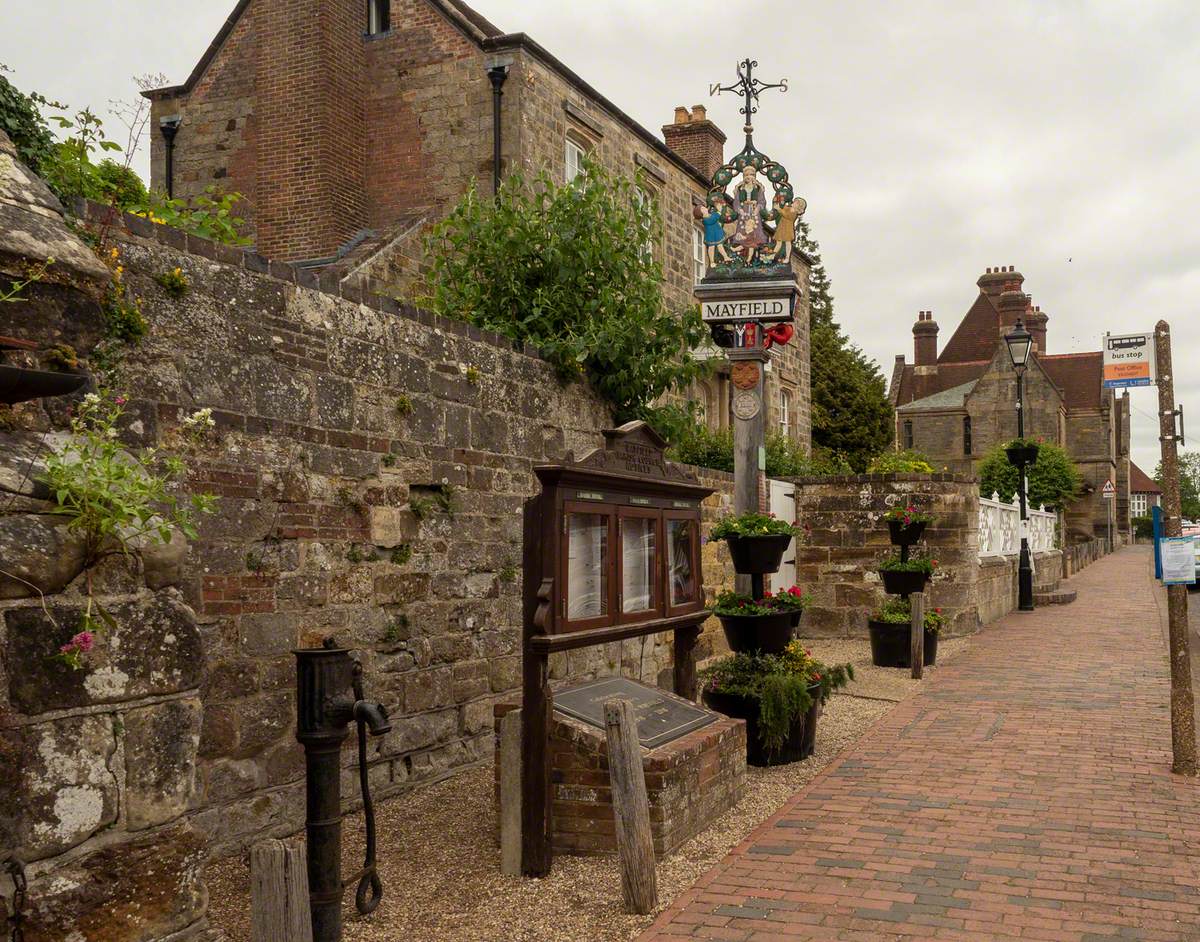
789,471,978,486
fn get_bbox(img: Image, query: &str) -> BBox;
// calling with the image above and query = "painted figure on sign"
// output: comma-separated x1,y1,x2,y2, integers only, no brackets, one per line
730,165,768,262
694,204,734,269
771,195,806,263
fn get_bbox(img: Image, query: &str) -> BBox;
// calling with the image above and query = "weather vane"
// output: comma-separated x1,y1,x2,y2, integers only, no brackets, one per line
709,58,788,143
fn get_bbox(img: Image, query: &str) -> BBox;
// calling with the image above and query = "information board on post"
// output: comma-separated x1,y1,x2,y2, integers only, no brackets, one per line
1160,536,1197,586
1103,332,1157,389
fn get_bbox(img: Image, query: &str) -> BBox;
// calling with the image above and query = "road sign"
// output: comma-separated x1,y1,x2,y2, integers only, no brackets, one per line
1103,332,1156,388
1102,479,1115,499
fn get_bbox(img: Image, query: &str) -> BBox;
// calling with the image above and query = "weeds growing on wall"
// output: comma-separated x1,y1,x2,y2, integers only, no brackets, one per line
41,394,218,668
422,159,709,421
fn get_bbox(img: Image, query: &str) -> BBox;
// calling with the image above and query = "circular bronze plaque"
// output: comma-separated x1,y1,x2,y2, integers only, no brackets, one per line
731,361,760,390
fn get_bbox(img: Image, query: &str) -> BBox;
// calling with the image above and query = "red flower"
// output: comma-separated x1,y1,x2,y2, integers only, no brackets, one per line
812,673,821,681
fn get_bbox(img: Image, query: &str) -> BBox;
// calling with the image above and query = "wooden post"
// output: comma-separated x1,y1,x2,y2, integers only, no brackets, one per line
520,646,552,876
672,623,700,701
1155,321,1197,775
250,840,312,942
910,591,925,680
603,698,657,915
498,709,522,876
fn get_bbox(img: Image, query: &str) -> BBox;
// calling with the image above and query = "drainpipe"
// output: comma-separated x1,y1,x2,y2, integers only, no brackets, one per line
159,116,181,199
486,62,510,197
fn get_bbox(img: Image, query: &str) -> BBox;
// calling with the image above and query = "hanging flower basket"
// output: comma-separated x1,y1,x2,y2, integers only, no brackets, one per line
716,611,796,654
726,534,792,574
1005,443,1040,468
879,569,930,596
887,520,927,546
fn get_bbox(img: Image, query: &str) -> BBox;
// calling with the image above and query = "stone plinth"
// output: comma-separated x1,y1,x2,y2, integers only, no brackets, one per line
494,697,745,857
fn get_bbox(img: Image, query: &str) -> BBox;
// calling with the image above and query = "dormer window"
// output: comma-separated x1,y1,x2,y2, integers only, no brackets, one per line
367,0,390,35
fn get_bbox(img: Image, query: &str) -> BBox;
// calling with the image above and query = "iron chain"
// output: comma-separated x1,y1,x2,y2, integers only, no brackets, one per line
4,856,26,942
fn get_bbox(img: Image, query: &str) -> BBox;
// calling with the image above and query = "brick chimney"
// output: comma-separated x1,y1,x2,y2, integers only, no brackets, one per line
913,311,939,365
662,105,727,180
1027,303,1048,353
977,265,1023,298
255,0,368,261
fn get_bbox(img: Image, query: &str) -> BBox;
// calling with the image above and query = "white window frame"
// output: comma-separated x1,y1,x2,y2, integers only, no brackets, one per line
692,227,706,283
1132,493,1147,516
633,185,656,259
565,138,585,184
780,389,792,438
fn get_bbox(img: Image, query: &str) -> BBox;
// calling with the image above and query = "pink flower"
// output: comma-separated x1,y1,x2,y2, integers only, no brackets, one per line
71,631,95,652
60,642,76,654
114,396,127,405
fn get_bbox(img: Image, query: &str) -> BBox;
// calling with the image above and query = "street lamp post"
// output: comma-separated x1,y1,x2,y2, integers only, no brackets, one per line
1005,319,1035,611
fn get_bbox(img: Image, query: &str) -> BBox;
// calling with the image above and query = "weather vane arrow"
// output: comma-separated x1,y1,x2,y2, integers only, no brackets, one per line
709,58,788,143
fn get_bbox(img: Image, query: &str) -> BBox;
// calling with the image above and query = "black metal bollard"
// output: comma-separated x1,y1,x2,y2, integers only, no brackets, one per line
295,641,391,942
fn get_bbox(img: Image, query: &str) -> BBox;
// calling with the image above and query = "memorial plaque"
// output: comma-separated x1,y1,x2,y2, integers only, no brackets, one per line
553,677,717,749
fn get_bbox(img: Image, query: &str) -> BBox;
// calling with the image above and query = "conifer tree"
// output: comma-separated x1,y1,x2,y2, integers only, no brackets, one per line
797,221,894,470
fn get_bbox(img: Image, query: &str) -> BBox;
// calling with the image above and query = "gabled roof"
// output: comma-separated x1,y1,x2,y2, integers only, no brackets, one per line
890,360,990,408
1131,462,1162,494
143,0,712,190
938,292,1002,364
1039,352,1102,411
897,381,977,413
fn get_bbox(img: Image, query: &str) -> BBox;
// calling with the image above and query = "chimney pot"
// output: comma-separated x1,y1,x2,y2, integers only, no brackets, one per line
691,104,707,122
913,310,939,365
663,105,727,179
673,106,690,124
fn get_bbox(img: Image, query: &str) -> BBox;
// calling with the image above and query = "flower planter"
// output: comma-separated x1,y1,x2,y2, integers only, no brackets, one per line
0,365,86,406
716,611,797,654
867,620,939,669
878,569,930,596
887,520,927,546
702,681,823,766
725,534,792,575
1005,444,1040,468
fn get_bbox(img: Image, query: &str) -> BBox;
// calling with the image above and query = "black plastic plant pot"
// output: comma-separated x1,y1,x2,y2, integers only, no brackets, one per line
879,569,930,596
725,534,792,575
867,620,939,669
702,687,816,767
887,520,927,546
1005,445,1040,468
716,611,797,654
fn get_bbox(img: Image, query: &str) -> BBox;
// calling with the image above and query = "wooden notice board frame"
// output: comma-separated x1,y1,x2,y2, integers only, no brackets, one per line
520,421,713,876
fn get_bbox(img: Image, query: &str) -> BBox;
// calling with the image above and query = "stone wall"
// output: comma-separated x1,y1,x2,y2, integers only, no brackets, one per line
792,471,1071,639
0,200,739,890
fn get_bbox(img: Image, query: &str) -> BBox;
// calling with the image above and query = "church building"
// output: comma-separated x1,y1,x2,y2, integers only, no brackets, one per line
889,266,1131,543
143,0,811,446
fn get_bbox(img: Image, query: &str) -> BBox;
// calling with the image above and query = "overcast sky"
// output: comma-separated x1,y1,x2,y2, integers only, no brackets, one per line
5,1,1198,474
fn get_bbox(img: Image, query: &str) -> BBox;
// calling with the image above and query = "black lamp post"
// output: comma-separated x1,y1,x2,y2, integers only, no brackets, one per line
1005,318,1035,611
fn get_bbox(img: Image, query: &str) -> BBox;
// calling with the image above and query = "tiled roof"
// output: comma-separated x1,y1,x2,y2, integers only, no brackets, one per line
938,293,1002,364
1130,462,1162,494
1039,352,1102,410
897,381,978,413
891,360,990,408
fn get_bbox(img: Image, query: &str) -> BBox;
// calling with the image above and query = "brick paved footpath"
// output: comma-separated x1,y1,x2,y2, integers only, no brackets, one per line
639,546,1200,941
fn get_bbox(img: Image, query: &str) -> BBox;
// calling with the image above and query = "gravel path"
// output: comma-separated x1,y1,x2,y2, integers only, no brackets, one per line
205,632,970,941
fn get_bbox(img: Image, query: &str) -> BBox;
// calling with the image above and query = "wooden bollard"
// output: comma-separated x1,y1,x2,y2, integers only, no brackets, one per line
603,698,657,915
910,591,925,680
498,708,522,876
250,839,312,942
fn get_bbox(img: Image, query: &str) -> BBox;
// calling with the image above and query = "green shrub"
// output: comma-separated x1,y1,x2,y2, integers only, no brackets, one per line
663,418,850,479
131,186,251,245
977,437,1081,510
422,160,709,421
866,449,935,473
0,66,58,173
1133,515,1154,539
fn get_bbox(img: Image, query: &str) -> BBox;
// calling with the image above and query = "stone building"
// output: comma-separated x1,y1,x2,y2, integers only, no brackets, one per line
889,266,1130,542
143,0,811,445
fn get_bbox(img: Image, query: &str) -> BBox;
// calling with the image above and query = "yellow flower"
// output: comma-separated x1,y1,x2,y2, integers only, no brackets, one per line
109,247,120,259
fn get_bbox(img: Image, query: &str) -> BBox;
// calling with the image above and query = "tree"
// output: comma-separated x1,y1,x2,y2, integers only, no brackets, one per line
423,161,709,422
978,438,1082,510
797,221,894,470
0,65,58,174
1156,453,1200,520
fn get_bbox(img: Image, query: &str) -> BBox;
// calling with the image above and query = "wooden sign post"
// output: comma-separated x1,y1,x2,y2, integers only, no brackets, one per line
520,422,714,876
910,591,925,681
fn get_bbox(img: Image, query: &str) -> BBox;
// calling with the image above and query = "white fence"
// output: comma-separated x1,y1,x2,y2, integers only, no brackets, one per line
978,492,1057,558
